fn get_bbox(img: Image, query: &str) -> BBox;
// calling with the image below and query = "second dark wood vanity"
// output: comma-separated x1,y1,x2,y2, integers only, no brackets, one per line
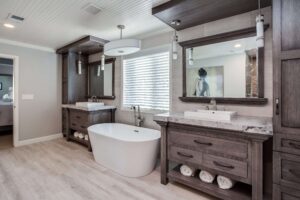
154,113,272,200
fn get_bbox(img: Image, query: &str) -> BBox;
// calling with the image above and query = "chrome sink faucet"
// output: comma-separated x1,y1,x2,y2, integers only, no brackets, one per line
131,105,144,127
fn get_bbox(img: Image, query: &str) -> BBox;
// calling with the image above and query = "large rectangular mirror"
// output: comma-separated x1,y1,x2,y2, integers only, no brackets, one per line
88,58,115,99
180,26,268,104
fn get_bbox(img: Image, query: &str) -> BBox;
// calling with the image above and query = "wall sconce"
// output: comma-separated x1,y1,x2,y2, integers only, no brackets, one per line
97,65,101,77
256,0,264,48
172,31,178,60
77,52,82,75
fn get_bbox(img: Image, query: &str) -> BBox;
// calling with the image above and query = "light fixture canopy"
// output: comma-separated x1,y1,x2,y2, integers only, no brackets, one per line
104,25,141,56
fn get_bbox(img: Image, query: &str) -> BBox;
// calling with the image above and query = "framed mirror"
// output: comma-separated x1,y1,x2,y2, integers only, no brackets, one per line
87,58,115,99
179,26,269,105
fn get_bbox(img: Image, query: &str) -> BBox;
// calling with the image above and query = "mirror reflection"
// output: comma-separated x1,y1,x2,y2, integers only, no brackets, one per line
186,36,258,98
88,60,114,97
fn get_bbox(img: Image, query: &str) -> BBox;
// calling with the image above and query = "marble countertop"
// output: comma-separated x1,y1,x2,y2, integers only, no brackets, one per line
62,104,116,111
154,112,273,136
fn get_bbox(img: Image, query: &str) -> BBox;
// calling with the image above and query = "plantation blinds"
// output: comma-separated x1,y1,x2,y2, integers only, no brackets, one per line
123,51,170,111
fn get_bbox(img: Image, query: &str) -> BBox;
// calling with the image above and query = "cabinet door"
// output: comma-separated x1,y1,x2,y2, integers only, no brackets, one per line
273,0,300,135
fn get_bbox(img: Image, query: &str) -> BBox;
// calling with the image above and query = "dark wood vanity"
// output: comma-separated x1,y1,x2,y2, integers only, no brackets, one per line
63,105,116,151
155,114,272,200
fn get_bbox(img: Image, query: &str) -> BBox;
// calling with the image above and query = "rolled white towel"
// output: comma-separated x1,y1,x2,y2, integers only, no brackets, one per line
78,133,84,139
199,170,216,183
74,132,79,138
180,165,196,177
217,175,236,190
84,134,89,141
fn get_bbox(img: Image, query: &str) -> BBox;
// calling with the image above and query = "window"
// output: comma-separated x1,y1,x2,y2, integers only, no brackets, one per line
123,51,170,111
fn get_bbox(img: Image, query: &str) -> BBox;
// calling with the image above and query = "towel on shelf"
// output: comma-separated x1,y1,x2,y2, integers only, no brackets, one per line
180,165,196,177
84,134,89,141
78,133,84,139
74,132,79,138
199,170,216,183
217,175,236,189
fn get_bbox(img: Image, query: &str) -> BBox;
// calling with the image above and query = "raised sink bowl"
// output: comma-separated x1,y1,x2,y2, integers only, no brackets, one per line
184,110,237,121
75,102,105,110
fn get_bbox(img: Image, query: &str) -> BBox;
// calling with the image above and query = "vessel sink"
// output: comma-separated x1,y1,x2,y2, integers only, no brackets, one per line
75,102,104,110
184,110,237,121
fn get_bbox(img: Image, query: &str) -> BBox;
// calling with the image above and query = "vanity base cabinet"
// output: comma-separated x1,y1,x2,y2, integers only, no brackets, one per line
156,122,270,200
65,108,116,151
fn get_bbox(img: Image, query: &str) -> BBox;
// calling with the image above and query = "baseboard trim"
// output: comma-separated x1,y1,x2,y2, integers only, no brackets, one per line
15,133,63,147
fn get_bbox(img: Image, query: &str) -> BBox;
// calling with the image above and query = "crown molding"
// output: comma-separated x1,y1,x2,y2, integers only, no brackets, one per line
0,38,55,53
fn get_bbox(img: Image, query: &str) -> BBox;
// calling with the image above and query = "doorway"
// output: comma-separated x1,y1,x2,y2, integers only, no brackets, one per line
0,54,19,148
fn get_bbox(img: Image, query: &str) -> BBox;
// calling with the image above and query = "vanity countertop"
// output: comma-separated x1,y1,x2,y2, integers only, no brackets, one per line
62,104,116,111
154,112,273,136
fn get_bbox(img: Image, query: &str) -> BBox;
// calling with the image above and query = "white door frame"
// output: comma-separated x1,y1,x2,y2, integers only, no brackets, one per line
0,53,19,147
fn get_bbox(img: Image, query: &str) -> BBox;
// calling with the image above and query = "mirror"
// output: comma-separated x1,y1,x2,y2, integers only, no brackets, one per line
186,36,258,98
180,26,268,104
88,58,115,99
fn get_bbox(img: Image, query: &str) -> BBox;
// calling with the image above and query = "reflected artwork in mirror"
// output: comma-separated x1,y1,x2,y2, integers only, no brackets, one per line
88,58,115,99
186,36,258,98
180,26,269,105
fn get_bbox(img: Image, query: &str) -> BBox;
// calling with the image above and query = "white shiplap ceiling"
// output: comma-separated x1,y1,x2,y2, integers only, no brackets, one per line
0,0,171,50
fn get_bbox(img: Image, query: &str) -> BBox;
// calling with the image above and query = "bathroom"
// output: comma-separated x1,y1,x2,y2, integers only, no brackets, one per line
0,0,299,200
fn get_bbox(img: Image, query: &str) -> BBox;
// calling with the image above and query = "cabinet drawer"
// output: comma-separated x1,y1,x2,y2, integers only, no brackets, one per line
70,110,89,124
275,134,300,155
70,121,88,133
203,154,248,179
273,184,300,200
169,130,248,159
274,152,300,190
169,146,202,165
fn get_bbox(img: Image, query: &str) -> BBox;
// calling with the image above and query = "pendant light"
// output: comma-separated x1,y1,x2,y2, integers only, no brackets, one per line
78,52,82,75
256,0,264,48
188,48,194,65
97,65,101,77
104,25,141,56
172,31,178,60
101,55,105,71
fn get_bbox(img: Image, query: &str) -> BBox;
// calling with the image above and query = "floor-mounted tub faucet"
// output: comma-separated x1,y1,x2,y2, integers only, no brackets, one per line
131,105,144,127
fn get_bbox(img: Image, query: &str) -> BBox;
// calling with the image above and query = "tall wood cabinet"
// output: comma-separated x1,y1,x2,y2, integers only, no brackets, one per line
273,0,300,199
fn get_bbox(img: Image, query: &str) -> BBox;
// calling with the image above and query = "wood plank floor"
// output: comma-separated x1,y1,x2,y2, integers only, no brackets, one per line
0,138,217,200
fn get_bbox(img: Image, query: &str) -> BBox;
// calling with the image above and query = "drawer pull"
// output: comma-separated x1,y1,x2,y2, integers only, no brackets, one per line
289,142,300,149
194,140,212,146
177,152,194,158
80,126,86,129
289,169,300,178
213,161,234,170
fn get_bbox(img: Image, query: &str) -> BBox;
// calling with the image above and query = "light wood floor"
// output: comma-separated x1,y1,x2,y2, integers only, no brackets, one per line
0,138,216,200
0,134,13,150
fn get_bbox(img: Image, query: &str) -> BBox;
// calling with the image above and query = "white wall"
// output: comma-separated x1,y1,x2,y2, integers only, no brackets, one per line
0,42,62,141
89,7,273,130
188,53,246,97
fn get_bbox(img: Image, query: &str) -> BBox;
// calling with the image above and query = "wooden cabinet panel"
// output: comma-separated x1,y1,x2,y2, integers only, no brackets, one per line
274,134,300,155
169,130,248,159
274,152,300,190
169,146,203,165
273,184,300,200
203,154,248,179
281,59,300,129
281,0,300,51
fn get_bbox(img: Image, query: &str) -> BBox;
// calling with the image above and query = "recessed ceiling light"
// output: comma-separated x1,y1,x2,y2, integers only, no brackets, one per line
234,43,242,48
3,23,15,28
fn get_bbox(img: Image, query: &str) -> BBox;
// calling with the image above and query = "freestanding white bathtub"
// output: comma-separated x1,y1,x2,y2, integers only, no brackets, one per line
88,123,161,177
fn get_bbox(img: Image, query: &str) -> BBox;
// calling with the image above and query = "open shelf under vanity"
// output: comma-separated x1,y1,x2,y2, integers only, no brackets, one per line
169,165,252,200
